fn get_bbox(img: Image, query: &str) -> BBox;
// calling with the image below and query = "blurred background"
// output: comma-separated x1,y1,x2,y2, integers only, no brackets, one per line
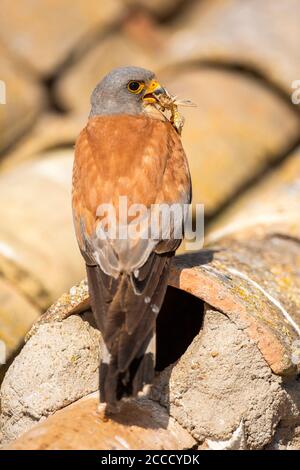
0,0,299,369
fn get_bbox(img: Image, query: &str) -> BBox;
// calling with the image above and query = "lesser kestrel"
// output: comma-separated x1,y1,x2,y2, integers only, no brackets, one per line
72,66,191,408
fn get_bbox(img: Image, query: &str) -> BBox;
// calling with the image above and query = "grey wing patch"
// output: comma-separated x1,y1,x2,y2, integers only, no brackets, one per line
78,211,157,278
78,200,188,278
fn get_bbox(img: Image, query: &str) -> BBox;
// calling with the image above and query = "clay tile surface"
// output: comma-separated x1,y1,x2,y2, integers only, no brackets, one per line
0,45,45,153
166,0,300,93
170,232,300,376
169,148,300,376
6,394,195,450
162,68,300,215
0,0,124,76
209,146,300,241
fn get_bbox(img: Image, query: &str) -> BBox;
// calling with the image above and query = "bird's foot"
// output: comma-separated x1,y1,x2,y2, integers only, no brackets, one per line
96,401,121,420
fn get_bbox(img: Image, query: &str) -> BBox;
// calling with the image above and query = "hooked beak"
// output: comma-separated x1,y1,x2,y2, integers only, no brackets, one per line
143,79,166,104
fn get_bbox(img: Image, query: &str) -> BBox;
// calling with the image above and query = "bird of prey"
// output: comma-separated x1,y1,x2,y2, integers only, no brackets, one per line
72,66,191,408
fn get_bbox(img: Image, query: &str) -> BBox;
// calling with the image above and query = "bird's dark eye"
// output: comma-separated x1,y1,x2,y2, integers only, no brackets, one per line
127,81,144,94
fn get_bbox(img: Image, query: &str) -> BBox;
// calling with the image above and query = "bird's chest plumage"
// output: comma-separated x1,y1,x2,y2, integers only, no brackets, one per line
72,114,190,240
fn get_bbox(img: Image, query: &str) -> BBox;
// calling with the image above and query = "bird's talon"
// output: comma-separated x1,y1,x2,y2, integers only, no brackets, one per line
96,403,109,421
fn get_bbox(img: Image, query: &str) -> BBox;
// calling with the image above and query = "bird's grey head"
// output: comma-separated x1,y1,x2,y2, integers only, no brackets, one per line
90,66,166,117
